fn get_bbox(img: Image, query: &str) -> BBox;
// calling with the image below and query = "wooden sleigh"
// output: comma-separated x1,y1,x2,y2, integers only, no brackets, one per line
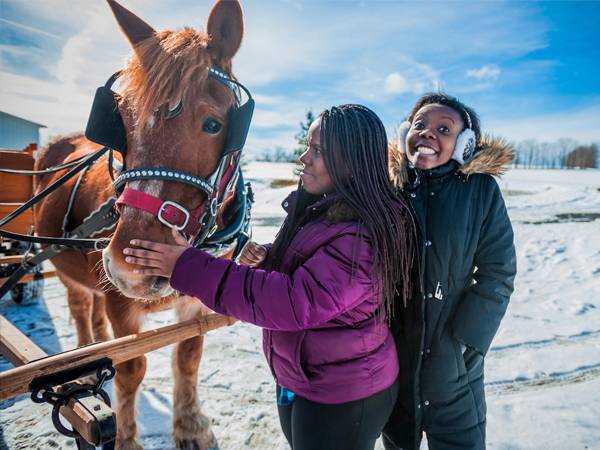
0,145,57,303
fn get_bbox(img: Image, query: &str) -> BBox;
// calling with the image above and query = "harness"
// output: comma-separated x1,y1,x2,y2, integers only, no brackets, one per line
0,66,255,298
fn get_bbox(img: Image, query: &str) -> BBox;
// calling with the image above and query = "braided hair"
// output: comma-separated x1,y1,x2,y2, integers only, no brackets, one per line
266,104,416,319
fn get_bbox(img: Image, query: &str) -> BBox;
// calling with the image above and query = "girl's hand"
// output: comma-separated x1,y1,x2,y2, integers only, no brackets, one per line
238,241,267,267
123,227,190,278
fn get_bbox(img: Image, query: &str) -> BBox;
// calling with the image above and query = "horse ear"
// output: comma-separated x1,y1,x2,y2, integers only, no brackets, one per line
207,0,244,65
107,0,155,48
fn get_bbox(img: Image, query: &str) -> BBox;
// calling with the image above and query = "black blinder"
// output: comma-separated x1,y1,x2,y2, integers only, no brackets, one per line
223,97,254,155
208,67,254,156
85,72,128,155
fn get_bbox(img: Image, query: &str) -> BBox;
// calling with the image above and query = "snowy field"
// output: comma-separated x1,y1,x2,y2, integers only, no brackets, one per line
1,162,599,450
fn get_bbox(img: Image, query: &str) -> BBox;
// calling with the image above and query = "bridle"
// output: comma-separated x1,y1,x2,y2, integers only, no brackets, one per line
86,66,255,247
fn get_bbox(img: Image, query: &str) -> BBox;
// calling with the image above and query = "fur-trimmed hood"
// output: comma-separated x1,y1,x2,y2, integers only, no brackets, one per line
389,134,514,189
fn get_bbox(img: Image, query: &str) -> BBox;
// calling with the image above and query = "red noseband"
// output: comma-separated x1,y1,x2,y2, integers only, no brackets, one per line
115,188,206,236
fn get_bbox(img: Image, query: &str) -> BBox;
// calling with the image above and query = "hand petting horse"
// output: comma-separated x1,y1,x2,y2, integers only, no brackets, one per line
33,1,252,449
124,227,190,278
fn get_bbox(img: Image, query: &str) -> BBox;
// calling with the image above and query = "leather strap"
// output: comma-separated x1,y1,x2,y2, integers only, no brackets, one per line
115,188,204,236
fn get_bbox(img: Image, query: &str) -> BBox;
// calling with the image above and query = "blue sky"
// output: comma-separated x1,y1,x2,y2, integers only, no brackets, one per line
1,0,599,156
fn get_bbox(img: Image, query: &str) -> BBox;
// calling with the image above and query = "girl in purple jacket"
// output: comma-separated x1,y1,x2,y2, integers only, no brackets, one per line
124,104,416,450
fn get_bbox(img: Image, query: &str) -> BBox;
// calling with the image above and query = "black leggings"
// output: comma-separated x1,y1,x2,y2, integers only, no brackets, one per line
277,378,399,450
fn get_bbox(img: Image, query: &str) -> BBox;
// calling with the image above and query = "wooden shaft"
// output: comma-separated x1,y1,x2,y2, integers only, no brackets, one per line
0,314,114,444
0,270,57,285
0,314,47,366
0,314,233,400
0,256,25,265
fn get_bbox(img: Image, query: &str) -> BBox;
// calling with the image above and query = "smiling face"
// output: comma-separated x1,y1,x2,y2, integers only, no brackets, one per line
299,117,335,195
406,104,465,170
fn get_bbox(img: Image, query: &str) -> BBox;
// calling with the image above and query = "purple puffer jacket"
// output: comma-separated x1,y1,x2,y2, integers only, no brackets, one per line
170,192,399,404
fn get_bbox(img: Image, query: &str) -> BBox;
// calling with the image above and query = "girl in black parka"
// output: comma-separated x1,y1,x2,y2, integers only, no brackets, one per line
382,93,517,450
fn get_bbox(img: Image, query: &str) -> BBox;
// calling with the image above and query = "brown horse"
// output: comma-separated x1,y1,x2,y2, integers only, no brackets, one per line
33,1,248,449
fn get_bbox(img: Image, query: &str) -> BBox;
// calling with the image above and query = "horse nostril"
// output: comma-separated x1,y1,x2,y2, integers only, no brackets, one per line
151,276,168,292
102,253,113,278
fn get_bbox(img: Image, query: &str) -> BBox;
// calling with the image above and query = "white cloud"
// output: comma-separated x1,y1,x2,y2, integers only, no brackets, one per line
486,105,600,143
340,58,440,102
466,64,501,81
0,18,63,40
384,73,409,94
0,70,92,142
252,109,300,130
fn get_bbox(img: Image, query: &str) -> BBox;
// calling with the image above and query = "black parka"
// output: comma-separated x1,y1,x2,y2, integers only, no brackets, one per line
384,136,517,448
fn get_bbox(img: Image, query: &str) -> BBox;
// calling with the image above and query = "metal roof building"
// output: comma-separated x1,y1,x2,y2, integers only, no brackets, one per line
0,111,46,150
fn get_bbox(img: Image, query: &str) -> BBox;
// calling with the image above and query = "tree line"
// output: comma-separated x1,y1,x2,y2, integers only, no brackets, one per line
512,139,598,169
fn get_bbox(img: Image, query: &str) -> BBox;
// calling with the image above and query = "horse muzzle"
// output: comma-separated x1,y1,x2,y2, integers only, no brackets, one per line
102,249,174,300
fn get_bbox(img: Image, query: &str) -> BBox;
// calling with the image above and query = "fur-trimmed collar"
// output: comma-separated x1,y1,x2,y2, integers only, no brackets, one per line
282,191,359,223
325,200,359,223
389,134,514,189
309,193,359,223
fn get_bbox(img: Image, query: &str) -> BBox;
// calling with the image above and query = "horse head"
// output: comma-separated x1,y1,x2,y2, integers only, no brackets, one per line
100,0,250,300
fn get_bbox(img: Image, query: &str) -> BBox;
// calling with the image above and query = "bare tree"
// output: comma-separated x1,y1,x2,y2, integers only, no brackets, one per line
565,144,598,168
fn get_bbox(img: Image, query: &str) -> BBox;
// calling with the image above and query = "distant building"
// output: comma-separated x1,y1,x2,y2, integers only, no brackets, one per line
0,111,46,150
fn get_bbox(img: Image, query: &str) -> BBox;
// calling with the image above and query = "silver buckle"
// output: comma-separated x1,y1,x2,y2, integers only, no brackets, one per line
158,200,190,231
210,197,218,216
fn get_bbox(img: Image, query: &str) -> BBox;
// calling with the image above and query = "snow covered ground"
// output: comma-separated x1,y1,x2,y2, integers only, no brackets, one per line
1,163,599,450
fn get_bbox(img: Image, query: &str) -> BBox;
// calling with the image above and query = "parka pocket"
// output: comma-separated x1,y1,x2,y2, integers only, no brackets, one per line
463,348,484,381
270,331,309,384
264,331,277,379
424,385,480,433
453,337,468,378
295,330,311,382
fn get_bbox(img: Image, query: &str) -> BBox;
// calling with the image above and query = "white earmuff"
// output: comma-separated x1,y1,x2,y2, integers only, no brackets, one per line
452,128,477,165
397,121,411,154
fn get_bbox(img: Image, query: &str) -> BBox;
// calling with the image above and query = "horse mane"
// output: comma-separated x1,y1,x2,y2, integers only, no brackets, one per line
120,27,223,130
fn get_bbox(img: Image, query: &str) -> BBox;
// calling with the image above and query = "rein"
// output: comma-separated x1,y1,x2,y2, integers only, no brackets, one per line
0,146,111,248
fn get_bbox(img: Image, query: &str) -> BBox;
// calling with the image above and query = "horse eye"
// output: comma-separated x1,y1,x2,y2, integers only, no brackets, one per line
202,118,222,134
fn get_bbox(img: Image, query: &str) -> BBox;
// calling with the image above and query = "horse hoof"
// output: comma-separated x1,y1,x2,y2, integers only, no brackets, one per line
173,411,217,450
174,430,218,450
175,438,219,450
115,438,144,450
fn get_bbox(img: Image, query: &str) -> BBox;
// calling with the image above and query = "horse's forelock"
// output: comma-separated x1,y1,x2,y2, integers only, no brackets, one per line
121,27,214,130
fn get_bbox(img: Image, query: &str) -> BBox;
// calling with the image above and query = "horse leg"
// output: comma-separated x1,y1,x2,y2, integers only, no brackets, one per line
172,299,218,450
105,295,146,450
60,275,94,347
92,292,111,342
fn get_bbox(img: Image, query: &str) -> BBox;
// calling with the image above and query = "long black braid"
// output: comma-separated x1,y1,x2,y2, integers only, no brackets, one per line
266,104,416,320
